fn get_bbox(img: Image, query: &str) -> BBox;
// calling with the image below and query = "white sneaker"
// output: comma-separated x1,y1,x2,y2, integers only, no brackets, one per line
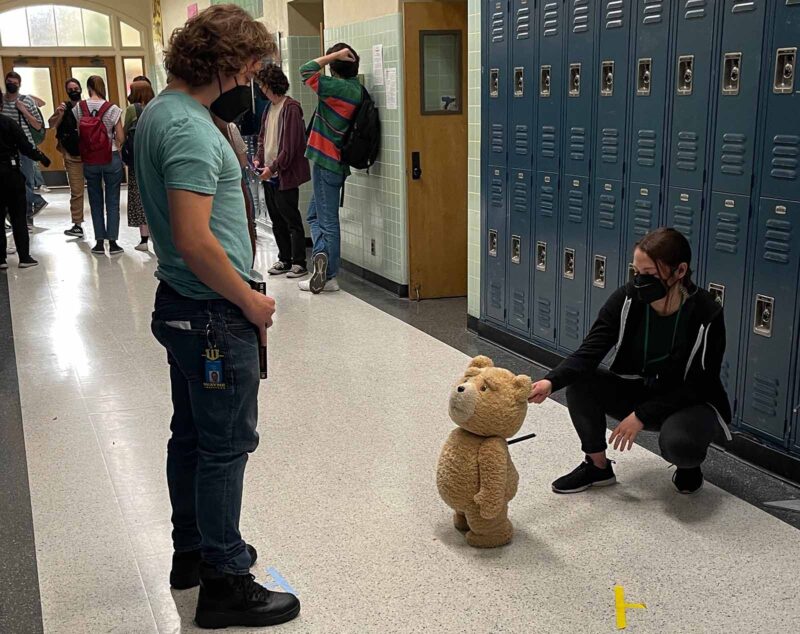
135,242,149,252
298,277,340,293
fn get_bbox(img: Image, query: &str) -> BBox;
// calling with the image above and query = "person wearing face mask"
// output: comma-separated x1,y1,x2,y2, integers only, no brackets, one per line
49,78,86,238
134,5,299,628
529,227,731,496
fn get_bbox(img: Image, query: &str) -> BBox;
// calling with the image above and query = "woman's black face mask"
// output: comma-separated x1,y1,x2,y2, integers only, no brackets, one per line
633,273,671,304
210,75,251,123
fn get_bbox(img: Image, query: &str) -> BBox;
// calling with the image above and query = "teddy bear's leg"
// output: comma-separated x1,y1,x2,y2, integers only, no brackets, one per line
453,511,469,532
464,504,513,548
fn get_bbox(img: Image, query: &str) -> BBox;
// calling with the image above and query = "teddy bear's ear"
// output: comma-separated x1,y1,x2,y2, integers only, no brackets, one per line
469,356,494,370
513,374,533,400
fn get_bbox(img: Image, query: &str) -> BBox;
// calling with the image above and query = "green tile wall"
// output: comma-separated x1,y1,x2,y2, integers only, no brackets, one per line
324,13,408,285
467,0,481,317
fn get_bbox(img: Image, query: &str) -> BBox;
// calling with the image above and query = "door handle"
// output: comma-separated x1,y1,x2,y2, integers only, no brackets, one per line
412,151,422,180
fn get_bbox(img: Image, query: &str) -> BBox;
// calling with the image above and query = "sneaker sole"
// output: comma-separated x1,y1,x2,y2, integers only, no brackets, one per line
19,263,39,269
0,264,8,270
91,251,105,256
286,271,308,279
552,476,617,494
309,253,327,294
195,604,300,629
109,250,124,257
675,478,704,495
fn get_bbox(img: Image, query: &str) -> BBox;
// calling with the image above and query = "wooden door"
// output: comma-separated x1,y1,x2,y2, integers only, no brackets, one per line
404,2,468,299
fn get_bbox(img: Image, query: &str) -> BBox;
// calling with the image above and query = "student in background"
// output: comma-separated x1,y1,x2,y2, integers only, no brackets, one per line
255,64,310,278
123,79,155,251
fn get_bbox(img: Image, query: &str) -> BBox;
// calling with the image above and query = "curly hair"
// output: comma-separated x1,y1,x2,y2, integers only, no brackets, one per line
164,4,276,87
327,43,359,78
255,64,289,96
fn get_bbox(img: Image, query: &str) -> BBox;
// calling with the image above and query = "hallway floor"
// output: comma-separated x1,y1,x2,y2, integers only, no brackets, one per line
2,192,800,633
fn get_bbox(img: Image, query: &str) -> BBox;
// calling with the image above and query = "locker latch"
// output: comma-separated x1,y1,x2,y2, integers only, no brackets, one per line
536,241,547,271
593,255,607,288
563,248,576,280
627,263,636,282
637,58,652,96
601,61,614,97
708,283,725,307
514,67,524,97
490,68,500,98
722,52,741,96
488,230,498,257
569,63,581,97
540,65,551,97
678,55,694,96
511,235,521,264
774,47,796,94
753,294,774,338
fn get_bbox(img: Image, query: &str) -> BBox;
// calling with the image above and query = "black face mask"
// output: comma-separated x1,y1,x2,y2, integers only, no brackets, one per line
67,90,81,102
210,75,251,123
5,82,19,94
633,273,670,304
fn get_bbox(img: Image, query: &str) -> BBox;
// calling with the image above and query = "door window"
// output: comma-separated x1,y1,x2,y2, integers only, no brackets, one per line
13,66,56,125
420,31,462,115
70,67,110,97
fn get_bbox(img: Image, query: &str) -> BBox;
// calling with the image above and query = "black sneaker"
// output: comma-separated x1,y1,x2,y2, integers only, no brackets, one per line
672,466,704,494
64,224,84,237
171,544,258,590
268,261,291,275
19,257,39,269
109,241,124,256
309,252,328,294
552,457,617,494
195,564,300,629
31,200,48,217
91,241,105,255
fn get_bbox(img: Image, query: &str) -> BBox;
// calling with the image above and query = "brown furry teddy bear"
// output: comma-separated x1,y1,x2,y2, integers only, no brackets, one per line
436,356,532,548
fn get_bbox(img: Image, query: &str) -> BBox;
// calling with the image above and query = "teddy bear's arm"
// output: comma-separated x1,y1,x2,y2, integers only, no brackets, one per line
474,437,509,519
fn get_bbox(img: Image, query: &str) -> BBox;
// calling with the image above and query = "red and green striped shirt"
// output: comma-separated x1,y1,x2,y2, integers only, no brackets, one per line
300,60,362,175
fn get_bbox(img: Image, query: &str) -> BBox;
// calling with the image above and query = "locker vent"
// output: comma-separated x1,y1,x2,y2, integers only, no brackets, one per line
770,135,800,182
720,133,746,176
605,0,625,28
568,185,585,223
599,193,617,229
512,291,527,321
673,200,696,238
513,179,529,212
713,211,741,254
515,125,530,156
541,125,557,158
642,0,665,25
491,9,506,42
570,127,587,161
543,3,560,37
539,182,556,216
601,128,620,164
573,0,590,33
763,219,792,264
676,131,699,172
751,373,779,417
491,123,505,154
632,197,654,236
537,297,553,330
564,306,582,341
490,174,504,207
490,282,504,310
684,0,708,20
636,130,657,167
731,1,756,13
516,5,531,39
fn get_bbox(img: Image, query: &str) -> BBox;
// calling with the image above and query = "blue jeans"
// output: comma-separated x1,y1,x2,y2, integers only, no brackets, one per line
19,155,46,217
151,282,260,575
307,162,345,279
84,152,123,241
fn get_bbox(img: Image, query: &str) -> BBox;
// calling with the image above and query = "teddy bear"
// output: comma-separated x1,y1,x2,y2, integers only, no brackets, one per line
436,356,532,548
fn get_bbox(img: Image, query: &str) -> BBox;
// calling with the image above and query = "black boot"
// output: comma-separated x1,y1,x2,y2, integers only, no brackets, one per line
195,563,300,629
171,544,258,590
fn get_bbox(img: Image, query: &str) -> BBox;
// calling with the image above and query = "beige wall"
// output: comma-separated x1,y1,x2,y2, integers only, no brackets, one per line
322,0,399,29
288,1,323,36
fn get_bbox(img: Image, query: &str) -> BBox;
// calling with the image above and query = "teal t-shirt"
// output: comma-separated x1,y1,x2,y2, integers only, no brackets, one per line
134,90,251,299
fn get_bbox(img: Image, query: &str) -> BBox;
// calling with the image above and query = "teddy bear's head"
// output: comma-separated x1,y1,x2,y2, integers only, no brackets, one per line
448,356,532,438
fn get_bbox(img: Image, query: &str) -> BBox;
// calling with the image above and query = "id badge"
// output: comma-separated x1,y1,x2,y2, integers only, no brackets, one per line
203,347,226,389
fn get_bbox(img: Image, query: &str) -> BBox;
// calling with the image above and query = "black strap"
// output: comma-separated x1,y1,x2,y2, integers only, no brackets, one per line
340,175,347,208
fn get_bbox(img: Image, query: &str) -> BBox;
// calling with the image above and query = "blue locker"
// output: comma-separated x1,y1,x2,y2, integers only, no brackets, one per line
532,172,560,342
741,199,800,442
486,166,508,323
666,188,703,263
759,0,800,202
509,0,536,171
563,0,598,177
590,179,624,319
624,184,660,264
487,0,509,166
508,170,533,333
537,0,566,175
559,176,591,351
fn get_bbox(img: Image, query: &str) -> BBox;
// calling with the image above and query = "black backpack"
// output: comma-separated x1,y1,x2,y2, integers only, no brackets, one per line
56,102,80,156
121,103,143,167
340,86,380,171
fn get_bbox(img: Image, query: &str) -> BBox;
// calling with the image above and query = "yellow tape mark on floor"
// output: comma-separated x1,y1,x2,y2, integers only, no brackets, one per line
614,585,646,630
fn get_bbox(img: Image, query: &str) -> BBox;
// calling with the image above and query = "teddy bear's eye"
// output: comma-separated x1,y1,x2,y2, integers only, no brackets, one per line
481,385,488,392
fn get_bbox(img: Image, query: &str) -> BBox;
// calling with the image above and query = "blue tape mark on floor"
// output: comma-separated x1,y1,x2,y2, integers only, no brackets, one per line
263,567,297,595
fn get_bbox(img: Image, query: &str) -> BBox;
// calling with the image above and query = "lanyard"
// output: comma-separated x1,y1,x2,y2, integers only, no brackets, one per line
643,299,684,372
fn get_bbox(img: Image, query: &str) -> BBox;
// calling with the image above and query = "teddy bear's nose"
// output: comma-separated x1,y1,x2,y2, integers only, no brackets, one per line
457,385,465,393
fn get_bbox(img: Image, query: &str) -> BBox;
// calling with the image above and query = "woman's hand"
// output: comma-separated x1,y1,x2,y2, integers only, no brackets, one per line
528,379,552,404
609,413,644,452
259,167,273,181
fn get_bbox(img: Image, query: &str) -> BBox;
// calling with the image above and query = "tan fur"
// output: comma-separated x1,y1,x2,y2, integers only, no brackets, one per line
436,356,532,548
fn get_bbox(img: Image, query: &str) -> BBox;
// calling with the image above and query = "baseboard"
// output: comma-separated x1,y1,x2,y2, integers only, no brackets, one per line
339,259,409,297
469,316,565,370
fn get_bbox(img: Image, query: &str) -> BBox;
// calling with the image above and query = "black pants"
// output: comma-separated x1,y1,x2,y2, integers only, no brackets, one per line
263,184,306,267
0,166,31,260
566,369,720,468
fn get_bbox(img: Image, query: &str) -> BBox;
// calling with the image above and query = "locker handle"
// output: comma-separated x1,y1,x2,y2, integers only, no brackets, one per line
536,241,547,271
411,152,422,180
753,294,774,338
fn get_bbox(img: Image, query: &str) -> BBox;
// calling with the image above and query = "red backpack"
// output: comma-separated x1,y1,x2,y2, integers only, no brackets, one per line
78,100,113,165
